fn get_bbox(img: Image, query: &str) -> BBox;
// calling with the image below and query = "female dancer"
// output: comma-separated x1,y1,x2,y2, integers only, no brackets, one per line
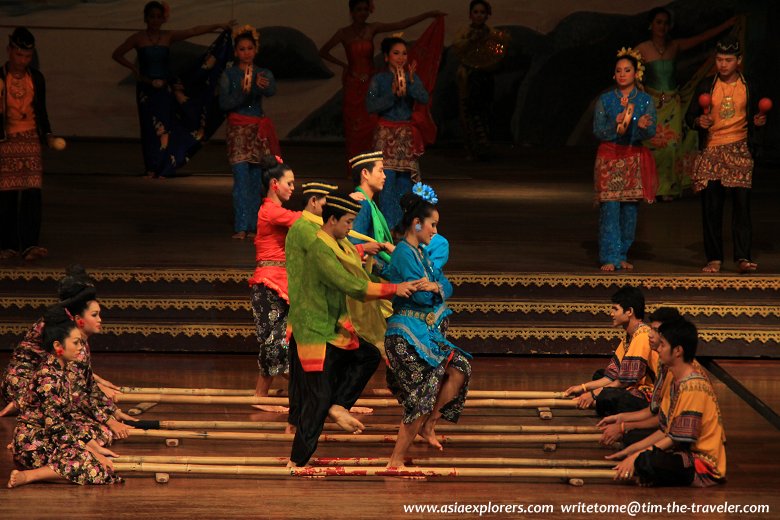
383,185,471,469
112,1,233,178
593,49,657,272
452,0,507,161
8,306,122,488
636,8,735,200
319,0,443,163
219,25,279,239
60,272,134,444
366,37,430,230
248,156,300,412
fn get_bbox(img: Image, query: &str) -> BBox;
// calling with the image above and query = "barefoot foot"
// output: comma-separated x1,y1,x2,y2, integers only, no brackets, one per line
232,231,247,240
620,261,634,270
329,405,364,433
348,406,373,415
702,260,721,273
250,404,289,413
419,421,443,451
600,263,616,272
7,469,23,489
737,259,757,274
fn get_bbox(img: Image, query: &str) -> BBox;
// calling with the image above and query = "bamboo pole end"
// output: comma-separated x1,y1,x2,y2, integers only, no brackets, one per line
127,408,142,416
537,407,553,420
155,473,170,484
568,478,585,487
165,439,180,447
543,443,557,453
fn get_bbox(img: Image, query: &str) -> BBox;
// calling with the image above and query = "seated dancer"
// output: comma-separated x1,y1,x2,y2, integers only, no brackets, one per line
248,156,300,413
598,306,680,447
8,306,122,488
219,24,279,240
366,36,430,230
111,1,233,178
1,266,117,418
348,150,395,272
599,307,714,447
287,193,419,468
384,185,472,468
609,317,726,487
564,286,657,417
593,48,657,271
59,270,135,444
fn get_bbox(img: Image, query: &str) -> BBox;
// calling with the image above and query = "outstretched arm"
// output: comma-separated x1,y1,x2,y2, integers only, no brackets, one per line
675,16,736,52
371,10,444,35
170,21,233,43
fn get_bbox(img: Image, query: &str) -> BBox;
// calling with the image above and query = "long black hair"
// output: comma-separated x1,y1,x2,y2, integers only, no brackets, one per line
58,265,97,317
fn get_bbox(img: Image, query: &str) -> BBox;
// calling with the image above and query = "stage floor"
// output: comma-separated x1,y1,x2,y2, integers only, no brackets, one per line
0,354,778,519
3,141,778,274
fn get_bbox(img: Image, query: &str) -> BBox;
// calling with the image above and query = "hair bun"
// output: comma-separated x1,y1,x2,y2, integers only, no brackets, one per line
43,305,72,328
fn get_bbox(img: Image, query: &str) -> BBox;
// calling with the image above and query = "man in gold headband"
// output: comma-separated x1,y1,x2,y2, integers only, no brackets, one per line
348,151,394,273
287,192,420,467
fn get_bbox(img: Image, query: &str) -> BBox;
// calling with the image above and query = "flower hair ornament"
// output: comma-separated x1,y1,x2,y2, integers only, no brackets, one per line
412,182,438,204
233,24,260,46
616,47,645,83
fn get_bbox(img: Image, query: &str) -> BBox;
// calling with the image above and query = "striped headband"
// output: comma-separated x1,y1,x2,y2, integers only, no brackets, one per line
348,151,383,169
327,194,362,215
302,181,338,196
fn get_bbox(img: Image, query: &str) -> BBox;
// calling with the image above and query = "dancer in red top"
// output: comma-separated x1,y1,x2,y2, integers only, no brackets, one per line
319,0,443,164
248,156,301,412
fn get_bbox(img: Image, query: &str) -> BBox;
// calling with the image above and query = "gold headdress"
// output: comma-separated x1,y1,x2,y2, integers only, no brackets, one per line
616,47,645,83
233,24,260,46
301,182,338,196
348,151,383,169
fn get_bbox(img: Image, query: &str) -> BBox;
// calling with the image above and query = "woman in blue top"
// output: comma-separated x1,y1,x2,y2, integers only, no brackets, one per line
112,1,233,178
219,25,279,240
383,184,471,469
593,49,657,272
366,37,430,231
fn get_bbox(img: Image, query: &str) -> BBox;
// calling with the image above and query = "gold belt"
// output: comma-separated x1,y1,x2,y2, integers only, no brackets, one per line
397,309,437,326
256,260,286,268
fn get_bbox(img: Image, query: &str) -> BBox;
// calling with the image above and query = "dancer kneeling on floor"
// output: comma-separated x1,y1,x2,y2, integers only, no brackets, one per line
383,185,472,469
8,306,122,488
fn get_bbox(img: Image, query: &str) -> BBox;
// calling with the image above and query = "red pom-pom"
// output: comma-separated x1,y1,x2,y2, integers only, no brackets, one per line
758,97,773,114
698,93,711,115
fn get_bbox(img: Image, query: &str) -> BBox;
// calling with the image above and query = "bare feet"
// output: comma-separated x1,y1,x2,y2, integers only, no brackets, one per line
348,406,374,415
329,405,364,434
7,469,22,488
600,263,616,272
702,260,721,273
620,261,634,270
419,420,443,451
232,231,247,240
250,404,289,413
737,259,758,274
0,401,18,417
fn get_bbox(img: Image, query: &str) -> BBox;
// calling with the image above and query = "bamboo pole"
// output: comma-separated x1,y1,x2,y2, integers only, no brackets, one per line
156,420,600,435
128,429,602,444
114,455,614,468
120,387,565,399
113,462,617,479
127,402,158,416
116,394,577,409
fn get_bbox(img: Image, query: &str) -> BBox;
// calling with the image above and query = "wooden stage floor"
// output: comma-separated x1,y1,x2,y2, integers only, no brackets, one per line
1,354,778,519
